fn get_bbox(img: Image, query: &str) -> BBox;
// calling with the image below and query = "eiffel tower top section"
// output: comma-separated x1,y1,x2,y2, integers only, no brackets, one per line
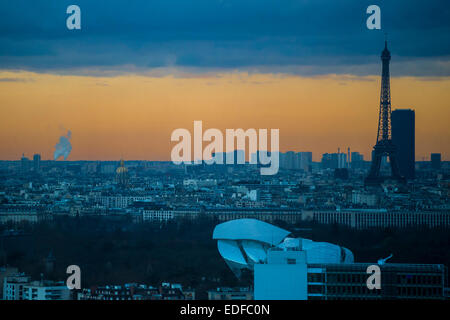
377,40,392,143
381,40,391,60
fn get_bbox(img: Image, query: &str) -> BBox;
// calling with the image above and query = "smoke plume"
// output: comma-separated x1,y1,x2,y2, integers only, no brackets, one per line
54,130,72,160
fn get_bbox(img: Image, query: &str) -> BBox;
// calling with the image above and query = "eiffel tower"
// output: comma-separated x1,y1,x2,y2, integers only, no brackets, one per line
365,41,404,186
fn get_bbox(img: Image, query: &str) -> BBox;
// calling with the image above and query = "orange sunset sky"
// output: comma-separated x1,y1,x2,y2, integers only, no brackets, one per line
0,70,449,162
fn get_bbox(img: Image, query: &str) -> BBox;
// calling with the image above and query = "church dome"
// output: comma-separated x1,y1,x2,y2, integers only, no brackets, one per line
116,159,128,174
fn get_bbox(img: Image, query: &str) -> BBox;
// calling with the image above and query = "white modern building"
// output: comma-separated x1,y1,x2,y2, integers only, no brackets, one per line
22,281,71,300
213,218,353,278
3,274,30,300
213,219,447,300
3,275,70,300
254,249,308,300
213,218,354,300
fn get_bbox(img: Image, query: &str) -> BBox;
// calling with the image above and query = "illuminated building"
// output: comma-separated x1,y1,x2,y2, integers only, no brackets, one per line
115,159,129,188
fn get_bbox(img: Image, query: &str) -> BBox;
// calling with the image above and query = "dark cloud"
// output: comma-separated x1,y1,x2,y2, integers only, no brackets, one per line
0,0,449,76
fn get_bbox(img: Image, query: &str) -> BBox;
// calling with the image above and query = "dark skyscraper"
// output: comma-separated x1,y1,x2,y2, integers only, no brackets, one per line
33,153,41,172
21,153,30,172
391,109,415,179
431,153,441,170
351,152,364,169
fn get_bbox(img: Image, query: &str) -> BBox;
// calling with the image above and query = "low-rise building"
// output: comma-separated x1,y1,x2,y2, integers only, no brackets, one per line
3,273,30,300
0,266,19,300
302,209,450,229
78,282,194,300
208,287,253,300
0,205,48,224
22,280,71,300
352,191,379,206
306,263,446,300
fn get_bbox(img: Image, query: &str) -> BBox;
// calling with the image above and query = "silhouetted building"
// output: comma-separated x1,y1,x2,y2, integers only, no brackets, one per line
392,109,415,179
431,153,441,170
33,154,41,172
280,151,296,169
278,151,312,171
322,152,346,170
20,154,30,172
351,152,363,162
351,152,364,169
298,152,313,172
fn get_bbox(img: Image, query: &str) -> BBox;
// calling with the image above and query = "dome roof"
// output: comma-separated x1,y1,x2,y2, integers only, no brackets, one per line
116,159,128,174
116,167,128,174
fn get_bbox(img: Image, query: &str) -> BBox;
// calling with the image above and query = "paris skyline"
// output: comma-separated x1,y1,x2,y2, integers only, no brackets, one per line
0,0,449,162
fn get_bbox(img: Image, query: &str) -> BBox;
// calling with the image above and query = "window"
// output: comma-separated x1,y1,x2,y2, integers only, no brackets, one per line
308,285,323,294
